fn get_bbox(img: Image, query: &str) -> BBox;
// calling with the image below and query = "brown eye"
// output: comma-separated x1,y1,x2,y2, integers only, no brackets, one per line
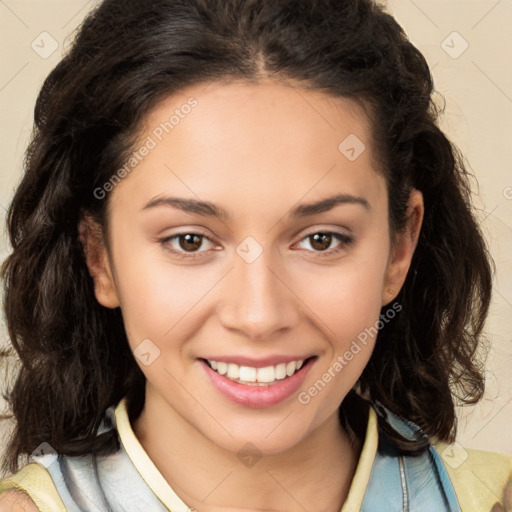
308,233,333,251
295,231,355,257
177,233,204,252
161,232,216,259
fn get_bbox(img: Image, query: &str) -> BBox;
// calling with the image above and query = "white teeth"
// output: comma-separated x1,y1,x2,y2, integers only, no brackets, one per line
286,361,296,376
257,366,276,383
227,363,239,379
275,363,287,380
206,358,307,384
217,361,227,375
239,366,257,382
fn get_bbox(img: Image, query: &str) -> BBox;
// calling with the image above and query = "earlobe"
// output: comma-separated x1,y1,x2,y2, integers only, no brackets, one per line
382,189,424,306
78,215,120,309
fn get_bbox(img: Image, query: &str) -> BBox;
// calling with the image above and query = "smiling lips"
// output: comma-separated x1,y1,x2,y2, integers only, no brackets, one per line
206,358,305,385
198,355,316,407
198,356,318,408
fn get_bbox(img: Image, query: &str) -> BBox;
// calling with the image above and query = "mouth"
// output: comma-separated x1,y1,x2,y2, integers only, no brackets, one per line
200,356,316,386
197,355,317,408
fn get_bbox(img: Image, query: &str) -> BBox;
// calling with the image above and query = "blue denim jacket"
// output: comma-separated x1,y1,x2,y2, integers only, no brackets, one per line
361,401,461,511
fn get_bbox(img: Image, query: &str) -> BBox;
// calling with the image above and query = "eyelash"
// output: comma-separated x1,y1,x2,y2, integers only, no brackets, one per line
160,230,355,260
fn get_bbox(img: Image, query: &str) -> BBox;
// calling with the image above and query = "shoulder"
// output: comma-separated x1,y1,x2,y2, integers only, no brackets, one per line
0,463,66,512
0,490,38,512
0,490,39,512
0,404,120,512
434,441,512,511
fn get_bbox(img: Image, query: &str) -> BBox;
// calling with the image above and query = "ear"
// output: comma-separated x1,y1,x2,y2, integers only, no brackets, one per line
78,215,120,309
382,189,424,306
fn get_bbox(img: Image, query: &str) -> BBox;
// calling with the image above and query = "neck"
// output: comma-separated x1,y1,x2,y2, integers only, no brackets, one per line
132,391,362,512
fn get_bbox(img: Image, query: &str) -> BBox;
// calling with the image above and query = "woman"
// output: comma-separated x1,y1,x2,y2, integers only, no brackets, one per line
1,0,511,510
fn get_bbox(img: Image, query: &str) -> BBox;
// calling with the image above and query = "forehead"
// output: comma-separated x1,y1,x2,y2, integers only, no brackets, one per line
110,79,386,218
142,78,373,154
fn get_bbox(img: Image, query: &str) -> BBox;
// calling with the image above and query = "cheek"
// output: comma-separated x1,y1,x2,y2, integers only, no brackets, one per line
299,265,386,405
299,257,388,337
294,250,389,400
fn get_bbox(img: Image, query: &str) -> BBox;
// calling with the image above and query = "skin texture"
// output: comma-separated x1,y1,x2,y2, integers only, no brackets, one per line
0,491,38,511
81,79,424,512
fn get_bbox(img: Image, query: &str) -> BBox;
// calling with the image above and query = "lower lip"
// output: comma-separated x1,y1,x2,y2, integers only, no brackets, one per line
198,358,316,408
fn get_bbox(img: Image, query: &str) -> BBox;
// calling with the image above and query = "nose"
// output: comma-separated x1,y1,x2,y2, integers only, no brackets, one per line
217,243,301,341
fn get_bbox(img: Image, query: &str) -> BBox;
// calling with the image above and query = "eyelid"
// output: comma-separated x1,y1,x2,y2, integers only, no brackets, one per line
298,225,352,239
294,224,354,244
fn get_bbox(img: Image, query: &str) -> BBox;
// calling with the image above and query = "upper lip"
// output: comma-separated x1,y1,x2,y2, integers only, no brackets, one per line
199,355,315,368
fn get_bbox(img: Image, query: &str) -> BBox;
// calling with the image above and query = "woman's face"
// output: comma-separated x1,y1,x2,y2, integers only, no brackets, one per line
86,79,422,455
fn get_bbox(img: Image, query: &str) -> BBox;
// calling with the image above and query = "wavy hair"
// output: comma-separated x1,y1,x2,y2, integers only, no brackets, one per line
1,0,492,473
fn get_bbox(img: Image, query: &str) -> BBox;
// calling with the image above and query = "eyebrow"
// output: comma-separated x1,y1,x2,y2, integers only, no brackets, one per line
141,193,370,219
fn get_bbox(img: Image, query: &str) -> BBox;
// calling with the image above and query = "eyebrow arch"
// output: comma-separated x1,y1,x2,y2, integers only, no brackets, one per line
290,193,371,217
141,193,370,219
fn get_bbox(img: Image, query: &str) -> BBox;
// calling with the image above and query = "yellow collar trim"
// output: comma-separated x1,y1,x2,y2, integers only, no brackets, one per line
341,406,378,511
115,398,193,511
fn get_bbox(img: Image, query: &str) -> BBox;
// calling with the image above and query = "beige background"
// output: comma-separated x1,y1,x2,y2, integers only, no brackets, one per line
0,0,511,472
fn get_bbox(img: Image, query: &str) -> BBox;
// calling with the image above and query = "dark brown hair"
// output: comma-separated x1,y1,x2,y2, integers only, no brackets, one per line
1,0,492,474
